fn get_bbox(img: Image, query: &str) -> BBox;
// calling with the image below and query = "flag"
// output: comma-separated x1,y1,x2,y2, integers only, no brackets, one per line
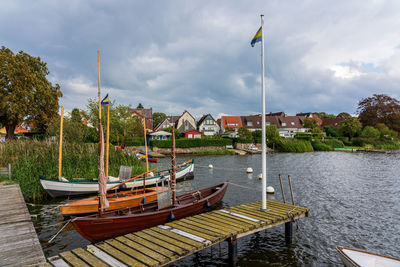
251,27,262,47
101,94,109,105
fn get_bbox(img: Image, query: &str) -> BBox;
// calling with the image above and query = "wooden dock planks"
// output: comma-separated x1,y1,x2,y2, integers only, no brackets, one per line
46,200,309,266
0,184,46,266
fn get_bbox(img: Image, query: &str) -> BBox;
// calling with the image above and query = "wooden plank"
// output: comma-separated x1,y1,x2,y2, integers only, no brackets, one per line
60,251,90,266
116,235,172,264
166,222,220,242
72,248,109,267
87,245,127,267
228,207,281,222
126,233,183,258
185,216,238,235
219,209,265,223
177,218,233,236
242,202,305,218
244,201,304,214
196,213,250,232
213,211,261,227
105,239,160,266
142,228,199,252
95,242,143,266
47,255,70,267
134,231,187,255
150,227,205,248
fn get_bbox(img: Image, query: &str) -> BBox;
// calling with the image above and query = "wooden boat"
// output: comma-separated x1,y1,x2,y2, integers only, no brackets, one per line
336,246,400,267
72,181,228,242
40,159,194,197
60,186,166,217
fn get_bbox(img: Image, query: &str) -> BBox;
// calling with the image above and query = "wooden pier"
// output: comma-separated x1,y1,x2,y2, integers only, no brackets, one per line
47,200,309,266
0,184,46,266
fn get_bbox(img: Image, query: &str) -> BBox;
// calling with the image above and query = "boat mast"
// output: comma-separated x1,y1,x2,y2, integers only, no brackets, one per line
260,14,268,210
106,100,110,177
58,106,64,180
171,125,176,206
143,116,149,188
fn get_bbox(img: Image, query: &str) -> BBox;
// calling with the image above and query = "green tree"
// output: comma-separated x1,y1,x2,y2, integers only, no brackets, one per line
324,126,338,137
303,118,322,133
357,94,400,132
0,46,62,140
337,112,352,118
338,117,362,140
71,108,82,123
136,103,144,109
46,114,88,143
238,127,253,141
164,126,180,139
265,125,280,141
375,123,398,139
153,112,166,129
360,126,380,138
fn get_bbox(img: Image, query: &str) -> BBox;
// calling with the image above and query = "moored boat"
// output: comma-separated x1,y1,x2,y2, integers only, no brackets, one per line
40,159,194,197
72,181,228,242
336,246,400,267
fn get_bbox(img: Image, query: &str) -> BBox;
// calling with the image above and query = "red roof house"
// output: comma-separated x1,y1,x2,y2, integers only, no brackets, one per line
184,130,202,139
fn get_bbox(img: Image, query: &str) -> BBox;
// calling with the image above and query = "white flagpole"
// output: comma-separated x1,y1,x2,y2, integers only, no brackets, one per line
260,14,267,210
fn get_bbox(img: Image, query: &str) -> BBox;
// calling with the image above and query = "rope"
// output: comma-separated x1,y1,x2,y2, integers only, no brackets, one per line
196,165,249,171
228,182,262,192
48,219,71,243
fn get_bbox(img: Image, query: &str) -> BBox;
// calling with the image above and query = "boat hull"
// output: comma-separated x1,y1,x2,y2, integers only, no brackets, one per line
336,246,400,267
72,182,228,243
40,160,194,197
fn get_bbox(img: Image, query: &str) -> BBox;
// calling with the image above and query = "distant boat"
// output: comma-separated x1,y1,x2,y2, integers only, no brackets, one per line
336,246,400,267
40,159,194,197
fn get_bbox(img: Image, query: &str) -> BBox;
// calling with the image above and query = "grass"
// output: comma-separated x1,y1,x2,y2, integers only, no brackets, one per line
192,149,236,155
0,140,146,202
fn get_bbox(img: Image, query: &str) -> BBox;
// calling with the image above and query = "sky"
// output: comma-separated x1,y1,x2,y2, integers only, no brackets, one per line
2,0,400,120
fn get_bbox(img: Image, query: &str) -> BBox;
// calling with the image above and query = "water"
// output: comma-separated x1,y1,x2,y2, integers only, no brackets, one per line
29,151,400,266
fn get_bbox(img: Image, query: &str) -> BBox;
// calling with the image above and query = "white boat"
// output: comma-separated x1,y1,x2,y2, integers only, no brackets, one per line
40,160,194,197
336,246,400,267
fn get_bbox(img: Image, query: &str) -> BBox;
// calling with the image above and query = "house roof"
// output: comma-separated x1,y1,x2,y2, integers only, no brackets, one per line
221,116,242,128
266,112,286,117
241,115,262,129
197,114,216,127
150,130,172,136
131,108,152,119
321,118,344,128
296,112,322,125
277,116,305,129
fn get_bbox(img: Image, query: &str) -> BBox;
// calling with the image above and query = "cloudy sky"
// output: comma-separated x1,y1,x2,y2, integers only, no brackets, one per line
2,0,400,119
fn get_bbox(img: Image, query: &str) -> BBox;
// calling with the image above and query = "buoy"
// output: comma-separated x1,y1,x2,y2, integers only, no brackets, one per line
267,186,275,194
246,167,253,173
258,173,262,180
208,164,213,169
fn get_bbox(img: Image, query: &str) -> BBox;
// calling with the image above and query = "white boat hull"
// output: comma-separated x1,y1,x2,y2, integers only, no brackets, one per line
40,161,194,197
336,246,400,267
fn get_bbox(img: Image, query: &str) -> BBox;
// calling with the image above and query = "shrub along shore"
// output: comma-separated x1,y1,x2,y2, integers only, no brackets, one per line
0,141,146,202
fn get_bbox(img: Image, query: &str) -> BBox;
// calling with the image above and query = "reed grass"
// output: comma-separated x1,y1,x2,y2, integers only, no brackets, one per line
0,140,146,202
193,149,236,155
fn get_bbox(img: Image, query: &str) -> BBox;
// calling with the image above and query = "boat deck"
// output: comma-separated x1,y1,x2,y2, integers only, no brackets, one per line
0,184,46,266
47,200,309,266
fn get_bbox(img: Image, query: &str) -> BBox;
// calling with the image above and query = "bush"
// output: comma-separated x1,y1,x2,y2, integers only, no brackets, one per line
237,138,253,144
295,133,312,140
312,141,333,151
150,138,232,148
274,139,314,152
321,139,344,148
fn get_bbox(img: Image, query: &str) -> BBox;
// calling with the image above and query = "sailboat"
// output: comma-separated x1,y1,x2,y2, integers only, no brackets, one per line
336,246,400,267
72,125,228,243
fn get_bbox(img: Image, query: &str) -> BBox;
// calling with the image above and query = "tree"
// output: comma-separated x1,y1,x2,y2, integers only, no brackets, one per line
338,117,362,140
0,46,62,140
136,103,144,109
375,123,398,139
337,112,352,118
360,126,380,138
164,126,180,139
71,108,82,123
357,94,400,132
324,126,338,137
303,118,322,133
238,127,253,141
153,112,166,129
265,125,280,141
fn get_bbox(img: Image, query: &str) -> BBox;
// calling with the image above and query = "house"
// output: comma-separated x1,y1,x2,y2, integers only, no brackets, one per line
321,118,344,129
154,116,180,132
296,112,322,126
184,130,202,139
131,108,153,131
276,116,307,138
176,110,197,133
197,114,220,136
219,116,242,137
241,115,262,131
149,130,172,140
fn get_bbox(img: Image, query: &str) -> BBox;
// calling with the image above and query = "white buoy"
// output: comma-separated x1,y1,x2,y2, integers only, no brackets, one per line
267,186,275,194
208,164,213,169
246,167,253,173
258,173,262,180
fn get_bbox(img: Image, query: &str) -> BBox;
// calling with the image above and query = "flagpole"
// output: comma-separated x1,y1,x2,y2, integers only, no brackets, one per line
106,103,110,177
58,106,64,179
260,14,267,210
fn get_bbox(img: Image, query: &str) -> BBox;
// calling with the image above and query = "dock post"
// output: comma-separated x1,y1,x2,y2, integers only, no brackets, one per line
285,221,293,244
228,236,238,266
8,163,11,180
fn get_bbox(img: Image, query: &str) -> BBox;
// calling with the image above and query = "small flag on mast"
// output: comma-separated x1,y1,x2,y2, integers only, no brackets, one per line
251,27,262,47
101,94,109,105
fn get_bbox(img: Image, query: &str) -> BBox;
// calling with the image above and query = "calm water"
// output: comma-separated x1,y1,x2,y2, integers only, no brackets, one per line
29,151,400,266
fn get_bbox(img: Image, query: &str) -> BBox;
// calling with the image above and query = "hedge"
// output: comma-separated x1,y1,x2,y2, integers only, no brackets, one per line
150,138,232,148
312,141,333,151
274,139,314,152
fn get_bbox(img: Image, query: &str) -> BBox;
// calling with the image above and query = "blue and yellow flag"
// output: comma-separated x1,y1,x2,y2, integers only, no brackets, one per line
101,94,109,105
251,27,262,47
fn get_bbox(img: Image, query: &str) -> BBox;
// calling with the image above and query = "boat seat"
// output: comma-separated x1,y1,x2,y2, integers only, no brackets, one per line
118,166,132,181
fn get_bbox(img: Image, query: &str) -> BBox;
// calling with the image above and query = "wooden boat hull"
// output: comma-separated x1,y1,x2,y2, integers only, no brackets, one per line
72,182,228,243
336,246,400,267
60,187,164,217
40,160,194,197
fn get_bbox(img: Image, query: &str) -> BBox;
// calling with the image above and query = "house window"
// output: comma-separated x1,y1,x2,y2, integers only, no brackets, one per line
282,122,287,126
266,122,270,125
206,120,214,125
188,134,193,138
291,122,295,126
247,121,253,126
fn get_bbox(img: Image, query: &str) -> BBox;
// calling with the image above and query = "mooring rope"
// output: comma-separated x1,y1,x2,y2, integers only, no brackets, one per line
48,219,71,243
196,165,249,171
228,181,262,192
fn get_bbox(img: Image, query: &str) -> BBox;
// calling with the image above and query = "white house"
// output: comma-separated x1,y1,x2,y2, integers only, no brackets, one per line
197,114,220,136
